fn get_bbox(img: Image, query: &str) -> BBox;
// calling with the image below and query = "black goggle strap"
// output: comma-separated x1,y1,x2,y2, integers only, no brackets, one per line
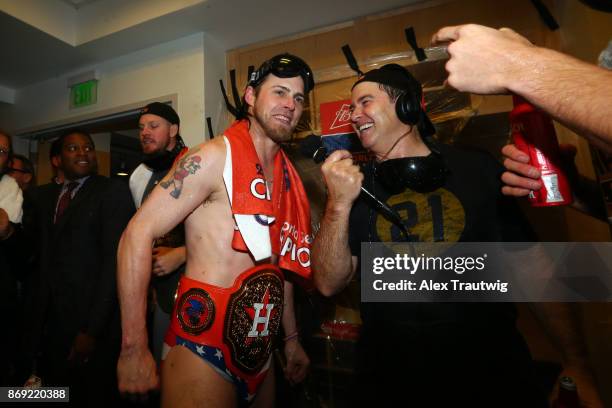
341,44,363,77
229,69,243,114
530,0,559,31
404,27,427,62
206,117,214,139
219,78,239,118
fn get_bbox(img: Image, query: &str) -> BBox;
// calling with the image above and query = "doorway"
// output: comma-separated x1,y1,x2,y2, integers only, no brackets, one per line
16,98,176,185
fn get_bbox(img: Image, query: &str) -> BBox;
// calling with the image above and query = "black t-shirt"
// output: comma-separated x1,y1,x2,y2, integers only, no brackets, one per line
347,143,545,406
349,143,535,327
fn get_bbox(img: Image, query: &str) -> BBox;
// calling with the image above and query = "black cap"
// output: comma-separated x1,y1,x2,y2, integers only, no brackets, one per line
139,102,180,125
353,64,436,138
352,64,421,93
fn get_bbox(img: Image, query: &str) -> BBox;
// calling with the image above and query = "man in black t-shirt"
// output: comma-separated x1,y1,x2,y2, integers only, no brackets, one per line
311,64,597,406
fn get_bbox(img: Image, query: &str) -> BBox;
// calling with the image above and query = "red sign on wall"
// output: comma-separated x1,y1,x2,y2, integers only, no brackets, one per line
320,100,355,136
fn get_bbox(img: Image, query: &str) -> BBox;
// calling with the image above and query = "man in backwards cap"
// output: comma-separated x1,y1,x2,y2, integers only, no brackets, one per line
130,102,188,364
312,64,573,406
117,54,312,407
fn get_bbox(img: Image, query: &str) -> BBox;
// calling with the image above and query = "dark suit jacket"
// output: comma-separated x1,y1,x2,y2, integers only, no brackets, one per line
28,175,135,358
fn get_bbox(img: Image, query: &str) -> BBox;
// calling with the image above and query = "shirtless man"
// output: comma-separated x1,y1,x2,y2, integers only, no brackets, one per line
117,54,314,407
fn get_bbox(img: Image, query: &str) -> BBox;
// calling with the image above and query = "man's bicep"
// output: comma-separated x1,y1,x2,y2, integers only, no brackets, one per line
135,143,223,239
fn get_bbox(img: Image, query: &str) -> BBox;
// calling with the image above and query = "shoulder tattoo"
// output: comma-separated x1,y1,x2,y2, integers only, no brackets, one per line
159,150,203,199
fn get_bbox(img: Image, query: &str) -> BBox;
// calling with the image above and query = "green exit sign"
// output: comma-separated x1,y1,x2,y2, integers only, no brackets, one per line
70,80,98,108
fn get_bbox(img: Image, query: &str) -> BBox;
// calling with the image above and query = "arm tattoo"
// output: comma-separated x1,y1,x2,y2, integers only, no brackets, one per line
159,152,203,199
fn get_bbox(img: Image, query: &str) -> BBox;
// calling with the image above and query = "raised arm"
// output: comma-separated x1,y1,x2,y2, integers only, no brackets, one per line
432,24,612,152
117,141,224,394
312,150,362,297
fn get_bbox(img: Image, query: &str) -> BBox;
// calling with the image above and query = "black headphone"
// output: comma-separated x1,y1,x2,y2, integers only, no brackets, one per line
344,54,447,194
374,69,448,194
395,87,422,126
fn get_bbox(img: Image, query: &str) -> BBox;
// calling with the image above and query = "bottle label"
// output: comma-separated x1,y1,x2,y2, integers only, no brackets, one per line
541,174,564,203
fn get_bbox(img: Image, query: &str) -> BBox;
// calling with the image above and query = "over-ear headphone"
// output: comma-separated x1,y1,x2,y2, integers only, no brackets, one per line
350,63,447,194
379,68,448,194
395,89,422,126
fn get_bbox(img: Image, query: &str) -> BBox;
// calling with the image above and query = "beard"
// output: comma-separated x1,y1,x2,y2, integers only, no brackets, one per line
142,145,165,160
252,106,296,143
142,136,184,171
141,137,172,159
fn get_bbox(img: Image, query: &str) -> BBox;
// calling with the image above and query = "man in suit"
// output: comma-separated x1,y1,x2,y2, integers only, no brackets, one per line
26,129,134,405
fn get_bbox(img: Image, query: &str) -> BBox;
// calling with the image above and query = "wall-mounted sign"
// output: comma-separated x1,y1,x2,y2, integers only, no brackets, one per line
70,80,98,109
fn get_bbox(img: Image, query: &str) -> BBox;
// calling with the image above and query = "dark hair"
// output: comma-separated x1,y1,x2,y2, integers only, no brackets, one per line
378,83,404,103
237,83,263,119
49,137,62,161
57,129,95,150
11,154,34,173
353,63,422,105
10,154,36,188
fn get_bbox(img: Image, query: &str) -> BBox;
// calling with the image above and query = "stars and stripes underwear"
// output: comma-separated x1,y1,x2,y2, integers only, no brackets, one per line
163,264,284,405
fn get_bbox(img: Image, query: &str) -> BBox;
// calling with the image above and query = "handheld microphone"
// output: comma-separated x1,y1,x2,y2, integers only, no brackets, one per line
300,135,407,231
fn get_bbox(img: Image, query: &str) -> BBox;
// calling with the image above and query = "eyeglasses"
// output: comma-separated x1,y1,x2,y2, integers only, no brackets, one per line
249,54,315,93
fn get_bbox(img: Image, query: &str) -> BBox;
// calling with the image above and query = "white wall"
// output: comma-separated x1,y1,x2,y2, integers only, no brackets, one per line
12,137,32,157
91,132,111,153
1,32,207,148
0,85,15,104
203,33,228,138
76,0,204,45
0,0,76,44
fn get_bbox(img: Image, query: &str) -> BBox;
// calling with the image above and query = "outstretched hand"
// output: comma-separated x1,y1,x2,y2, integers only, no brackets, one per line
432,24,534,95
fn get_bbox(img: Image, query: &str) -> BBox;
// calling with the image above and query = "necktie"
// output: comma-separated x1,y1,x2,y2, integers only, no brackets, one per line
55,182,79,223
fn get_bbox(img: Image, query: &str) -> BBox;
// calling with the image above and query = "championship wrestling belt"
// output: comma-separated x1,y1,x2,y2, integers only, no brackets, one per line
172,264,284,376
